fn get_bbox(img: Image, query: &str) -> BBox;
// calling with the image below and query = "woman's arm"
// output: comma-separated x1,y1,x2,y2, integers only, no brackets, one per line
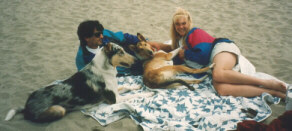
148,42,172,52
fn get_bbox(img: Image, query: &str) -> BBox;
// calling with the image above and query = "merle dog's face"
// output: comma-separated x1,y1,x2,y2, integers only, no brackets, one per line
128,33,154,61
104,43,136,68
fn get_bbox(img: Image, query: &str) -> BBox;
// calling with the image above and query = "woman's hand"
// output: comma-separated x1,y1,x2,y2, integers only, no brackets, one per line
148,42,160,51
178,49,185,60
148,42,173,52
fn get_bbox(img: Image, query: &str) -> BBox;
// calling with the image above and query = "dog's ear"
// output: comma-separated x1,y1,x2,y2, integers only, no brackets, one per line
102,43,112,69
104,43,113,54
137,33,146,42
128,44,137,52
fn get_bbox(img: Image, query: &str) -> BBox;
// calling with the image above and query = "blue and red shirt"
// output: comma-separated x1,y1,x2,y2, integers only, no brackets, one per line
184,27,215,65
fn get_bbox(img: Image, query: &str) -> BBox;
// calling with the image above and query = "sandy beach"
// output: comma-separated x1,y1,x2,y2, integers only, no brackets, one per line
0,0,291,130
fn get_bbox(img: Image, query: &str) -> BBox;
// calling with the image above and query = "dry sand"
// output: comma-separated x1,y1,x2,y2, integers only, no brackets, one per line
0,0,291,130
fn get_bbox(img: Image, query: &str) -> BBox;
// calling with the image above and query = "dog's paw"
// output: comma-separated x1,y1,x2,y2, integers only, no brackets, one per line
140,92,155,97
130,85,142,90
118,85,142,94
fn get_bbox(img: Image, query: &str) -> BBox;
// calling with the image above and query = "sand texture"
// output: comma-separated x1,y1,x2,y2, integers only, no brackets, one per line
0,0,291,130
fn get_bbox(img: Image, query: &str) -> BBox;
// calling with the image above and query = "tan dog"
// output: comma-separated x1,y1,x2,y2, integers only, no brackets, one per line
129,33,214,90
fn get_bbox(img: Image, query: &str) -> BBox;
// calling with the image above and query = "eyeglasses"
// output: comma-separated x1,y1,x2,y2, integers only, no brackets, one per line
93,32,103,38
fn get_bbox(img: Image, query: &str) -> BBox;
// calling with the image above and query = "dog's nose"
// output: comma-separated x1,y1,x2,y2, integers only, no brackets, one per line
148,50,153,56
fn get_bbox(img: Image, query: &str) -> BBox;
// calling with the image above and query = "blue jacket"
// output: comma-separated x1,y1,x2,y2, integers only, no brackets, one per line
174,27,233,66
184,27,216,65
173,27,233,78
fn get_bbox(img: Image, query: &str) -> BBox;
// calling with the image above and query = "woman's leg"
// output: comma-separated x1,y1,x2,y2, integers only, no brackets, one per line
212,52,286,98
213,82,285,98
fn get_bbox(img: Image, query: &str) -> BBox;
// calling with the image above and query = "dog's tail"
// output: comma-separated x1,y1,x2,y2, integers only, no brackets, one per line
158,79,195,90
158,75,208,90
4,107,24,121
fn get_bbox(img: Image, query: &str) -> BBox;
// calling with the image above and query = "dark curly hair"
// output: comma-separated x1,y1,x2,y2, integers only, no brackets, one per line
77,20,104,55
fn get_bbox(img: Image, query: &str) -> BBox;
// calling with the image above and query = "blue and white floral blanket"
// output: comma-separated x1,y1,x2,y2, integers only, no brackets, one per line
81,73,282,131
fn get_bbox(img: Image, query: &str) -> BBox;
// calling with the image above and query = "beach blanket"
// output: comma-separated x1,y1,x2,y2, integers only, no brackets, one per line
81,72,282,131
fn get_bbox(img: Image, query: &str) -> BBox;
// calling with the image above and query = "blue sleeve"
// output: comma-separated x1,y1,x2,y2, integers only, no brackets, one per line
103,29,139,45
184,42,213,65
75,46,86,71
75,46,95,71
103,29,125,43
122,33,139,45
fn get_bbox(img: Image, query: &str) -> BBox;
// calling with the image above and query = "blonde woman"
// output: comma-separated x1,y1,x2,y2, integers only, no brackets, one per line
169,7,286,98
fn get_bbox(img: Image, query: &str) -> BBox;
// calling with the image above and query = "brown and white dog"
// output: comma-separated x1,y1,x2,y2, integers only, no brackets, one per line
129,33,214,90
5,43,153,123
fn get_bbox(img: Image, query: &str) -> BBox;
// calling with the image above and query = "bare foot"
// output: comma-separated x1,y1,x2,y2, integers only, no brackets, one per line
263,79,286,93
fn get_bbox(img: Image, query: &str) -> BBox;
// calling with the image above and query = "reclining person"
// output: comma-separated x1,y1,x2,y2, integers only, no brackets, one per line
75,20,170,76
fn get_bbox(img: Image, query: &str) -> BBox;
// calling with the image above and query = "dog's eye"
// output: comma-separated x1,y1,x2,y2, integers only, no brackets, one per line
137,48,144,52
118,50,124,56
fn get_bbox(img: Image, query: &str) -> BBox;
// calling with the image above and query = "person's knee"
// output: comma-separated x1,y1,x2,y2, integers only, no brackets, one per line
213,82,229,96
212,69,224,83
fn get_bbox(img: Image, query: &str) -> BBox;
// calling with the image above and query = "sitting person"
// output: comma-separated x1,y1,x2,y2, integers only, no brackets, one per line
165,7,287,99
75,20,167,76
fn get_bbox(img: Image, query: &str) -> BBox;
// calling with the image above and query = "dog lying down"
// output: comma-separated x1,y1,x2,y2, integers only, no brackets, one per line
129,33,215,90
5,43,153,123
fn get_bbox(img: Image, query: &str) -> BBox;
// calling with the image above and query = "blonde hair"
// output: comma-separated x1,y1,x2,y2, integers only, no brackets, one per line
170,7,192,49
